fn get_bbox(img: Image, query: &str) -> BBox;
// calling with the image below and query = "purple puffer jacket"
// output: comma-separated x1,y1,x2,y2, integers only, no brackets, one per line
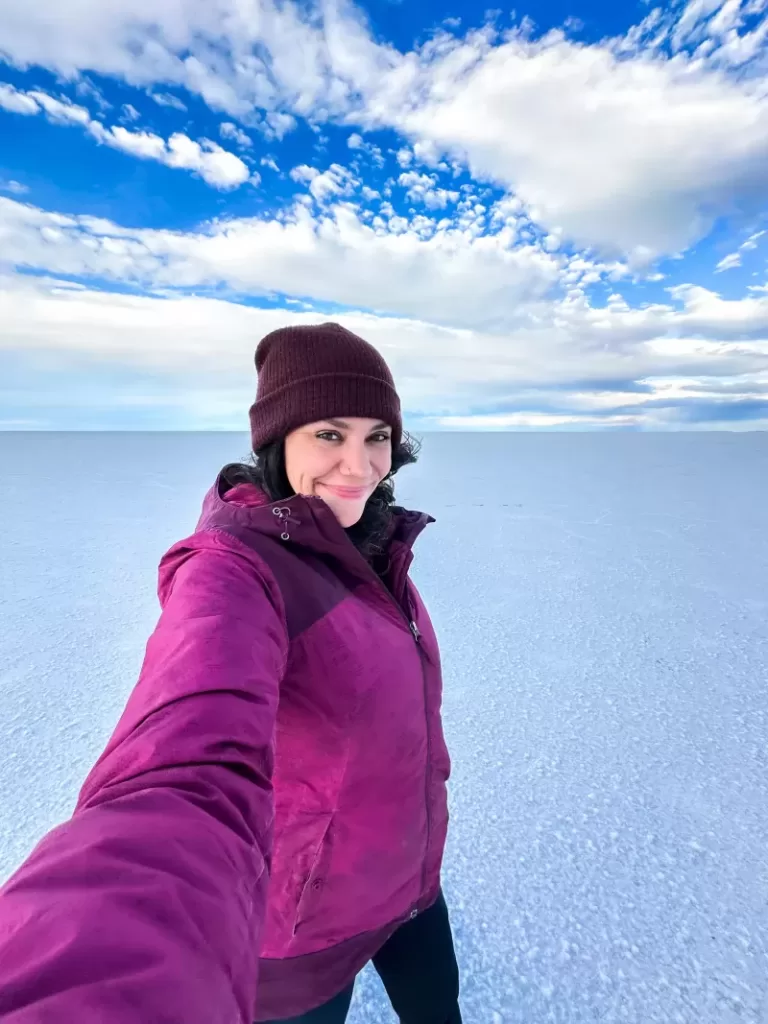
0,470,451,1023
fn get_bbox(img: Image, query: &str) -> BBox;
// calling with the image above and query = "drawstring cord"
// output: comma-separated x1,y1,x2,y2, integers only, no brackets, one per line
272,506,301,541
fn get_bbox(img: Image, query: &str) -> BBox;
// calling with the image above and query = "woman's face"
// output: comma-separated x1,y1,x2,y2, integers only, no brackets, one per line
284,416,393,527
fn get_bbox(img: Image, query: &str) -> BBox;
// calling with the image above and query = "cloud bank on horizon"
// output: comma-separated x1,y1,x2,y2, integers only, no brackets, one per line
1,0,767,431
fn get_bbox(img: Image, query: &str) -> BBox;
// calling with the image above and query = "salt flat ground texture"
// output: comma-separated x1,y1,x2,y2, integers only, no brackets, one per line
1,432,767,1024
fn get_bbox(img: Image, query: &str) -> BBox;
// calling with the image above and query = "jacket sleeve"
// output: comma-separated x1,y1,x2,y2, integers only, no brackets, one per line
0,534,287,1024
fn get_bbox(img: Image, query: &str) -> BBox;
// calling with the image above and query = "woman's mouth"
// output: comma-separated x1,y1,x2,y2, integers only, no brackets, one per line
320,484,370,500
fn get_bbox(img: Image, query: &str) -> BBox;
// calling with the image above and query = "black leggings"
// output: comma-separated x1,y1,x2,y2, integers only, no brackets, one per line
264,892,461,1024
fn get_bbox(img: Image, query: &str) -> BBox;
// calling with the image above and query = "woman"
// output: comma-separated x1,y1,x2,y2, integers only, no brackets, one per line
0,323,459,1024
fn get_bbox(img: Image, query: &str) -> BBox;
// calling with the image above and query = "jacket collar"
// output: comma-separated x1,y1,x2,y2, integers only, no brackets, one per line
198,468,433,569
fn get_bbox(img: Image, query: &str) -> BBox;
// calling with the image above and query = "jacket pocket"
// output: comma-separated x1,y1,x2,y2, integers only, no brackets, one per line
292,813,334,936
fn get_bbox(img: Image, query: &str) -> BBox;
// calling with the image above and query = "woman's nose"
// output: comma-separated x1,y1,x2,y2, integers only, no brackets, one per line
339,442,370,478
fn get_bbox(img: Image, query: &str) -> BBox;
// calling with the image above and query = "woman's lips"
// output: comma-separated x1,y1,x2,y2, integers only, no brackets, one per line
320,484,370,500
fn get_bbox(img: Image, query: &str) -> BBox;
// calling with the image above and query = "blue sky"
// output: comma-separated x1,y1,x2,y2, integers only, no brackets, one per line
1,0,767,431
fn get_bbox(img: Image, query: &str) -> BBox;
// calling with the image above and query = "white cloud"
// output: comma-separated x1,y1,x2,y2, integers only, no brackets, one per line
0,82,40,115
438,411,642,429
12,0,768,262
91,124,251,188
741,229,766,251
121,103,140,122
92,124,166,160
672,0,731,49
667,283,768,338
0,179,28,195
2,267,767,429
347,131,385,166
377,28,768,260
398,171,460,210
715,229,767,271
3,0,763,258
243,109,297,141
0,189,762,419
1,82,106,137
0,83,250,190
289,164,317,184
147,132,250,189
261,155,279,172
27,89,92,126
220,121,253,147
150,92,188,112
716,252,742,272
713,15,768,66
396,147,413,168
290,163,359,202
490,194,523,226
75,77,111,112
263,111,296,139
0,194,580,329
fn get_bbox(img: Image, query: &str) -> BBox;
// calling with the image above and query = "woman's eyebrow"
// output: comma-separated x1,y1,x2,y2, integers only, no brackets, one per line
323,419,391,431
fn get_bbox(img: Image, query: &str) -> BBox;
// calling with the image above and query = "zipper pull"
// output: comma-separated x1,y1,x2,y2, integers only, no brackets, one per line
409,621,421,644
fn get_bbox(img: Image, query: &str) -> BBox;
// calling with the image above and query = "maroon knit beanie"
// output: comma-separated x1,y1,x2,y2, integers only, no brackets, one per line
249,322,402,451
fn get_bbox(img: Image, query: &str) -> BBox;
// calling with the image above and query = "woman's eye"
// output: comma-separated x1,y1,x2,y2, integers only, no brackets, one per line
316,430,390,443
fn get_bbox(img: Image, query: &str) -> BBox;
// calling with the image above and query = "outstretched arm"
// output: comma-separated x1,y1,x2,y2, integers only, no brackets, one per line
0,535,287,1024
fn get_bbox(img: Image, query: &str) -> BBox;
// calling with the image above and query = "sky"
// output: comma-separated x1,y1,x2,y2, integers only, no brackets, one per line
1,0,768,431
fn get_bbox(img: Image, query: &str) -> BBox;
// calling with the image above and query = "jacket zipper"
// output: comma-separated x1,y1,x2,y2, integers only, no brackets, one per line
356,552,419,643
368,571,431,919
414,621,431,917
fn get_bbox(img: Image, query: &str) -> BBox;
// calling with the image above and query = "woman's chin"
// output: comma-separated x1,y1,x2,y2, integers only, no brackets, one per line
325,496,366,528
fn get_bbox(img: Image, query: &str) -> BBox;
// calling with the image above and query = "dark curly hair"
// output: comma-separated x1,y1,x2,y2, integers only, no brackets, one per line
220,433,421,560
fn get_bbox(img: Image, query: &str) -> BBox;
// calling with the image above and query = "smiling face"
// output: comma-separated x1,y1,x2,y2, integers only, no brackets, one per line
284,416,394,527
